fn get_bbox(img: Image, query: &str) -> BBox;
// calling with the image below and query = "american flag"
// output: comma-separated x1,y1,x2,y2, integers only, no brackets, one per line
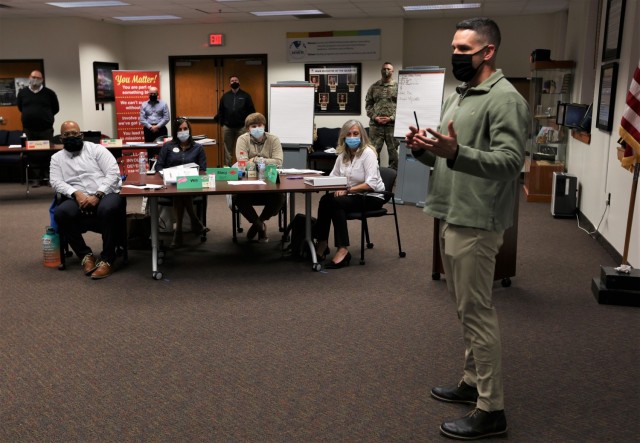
619,59,640,172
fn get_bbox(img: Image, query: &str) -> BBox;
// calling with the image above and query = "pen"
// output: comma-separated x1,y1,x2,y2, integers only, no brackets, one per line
414,111,420,131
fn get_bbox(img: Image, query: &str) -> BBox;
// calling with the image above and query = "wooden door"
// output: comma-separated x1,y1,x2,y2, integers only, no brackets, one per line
170,55,267,167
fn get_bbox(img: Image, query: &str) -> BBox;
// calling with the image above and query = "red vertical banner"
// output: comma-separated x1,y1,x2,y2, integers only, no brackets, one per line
113,71,160,143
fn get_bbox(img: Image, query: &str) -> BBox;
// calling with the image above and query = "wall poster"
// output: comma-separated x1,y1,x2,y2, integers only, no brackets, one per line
112,70,159,142
93,61,119,103
305,63,361,115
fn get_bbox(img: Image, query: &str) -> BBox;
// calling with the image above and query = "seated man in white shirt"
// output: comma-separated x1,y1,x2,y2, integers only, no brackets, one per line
49,121,126,279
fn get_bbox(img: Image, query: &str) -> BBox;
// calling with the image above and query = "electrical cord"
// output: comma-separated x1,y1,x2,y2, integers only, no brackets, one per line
576,203,608,236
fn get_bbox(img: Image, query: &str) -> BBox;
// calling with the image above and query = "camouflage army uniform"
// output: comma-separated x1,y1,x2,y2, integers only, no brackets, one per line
365,79,399,170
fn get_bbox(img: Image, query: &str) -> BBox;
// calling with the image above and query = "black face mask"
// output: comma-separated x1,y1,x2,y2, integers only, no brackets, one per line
230,82,240,90
62,136,83,152
451,46,487,82
149,94,158,102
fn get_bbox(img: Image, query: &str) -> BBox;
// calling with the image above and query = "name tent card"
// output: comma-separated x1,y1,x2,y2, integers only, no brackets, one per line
206,167,239,181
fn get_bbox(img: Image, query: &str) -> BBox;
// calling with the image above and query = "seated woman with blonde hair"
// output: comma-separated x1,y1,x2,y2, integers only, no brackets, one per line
155,117,209,247
314,119,385,268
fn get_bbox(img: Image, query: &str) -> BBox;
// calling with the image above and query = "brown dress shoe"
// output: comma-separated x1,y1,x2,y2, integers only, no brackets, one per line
91,261,113,279
82,254,97,276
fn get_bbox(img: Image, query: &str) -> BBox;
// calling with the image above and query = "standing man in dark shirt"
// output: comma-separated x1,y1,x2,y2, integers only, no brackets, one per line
139,86,170,142
17,70,59,141
214,75,255,166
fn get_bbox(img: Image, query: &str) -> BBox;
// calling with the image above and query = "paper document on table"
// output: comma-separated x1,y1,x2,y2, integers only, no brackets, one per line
123,184,164,190
8,145,22,148
279,168,324,175
228,180,265,185
161,165,199,184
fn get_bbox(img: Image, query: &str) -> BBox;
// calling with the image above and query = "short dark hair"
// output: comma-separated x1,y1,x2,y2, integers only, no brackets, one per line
456,17,501,49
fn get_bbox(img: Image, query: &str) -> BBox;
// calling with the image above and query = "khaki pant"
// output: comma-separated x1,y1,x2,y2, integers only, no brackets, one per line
439,221,505,411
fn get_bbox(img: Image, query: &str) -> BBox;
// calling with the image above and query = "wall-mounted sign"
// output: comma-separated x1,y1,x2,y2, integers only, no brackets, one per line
209,33,224,46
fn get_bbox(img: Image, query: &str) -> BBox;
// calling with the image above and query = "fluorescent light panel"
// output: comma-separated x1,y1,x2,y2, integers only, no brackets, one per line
114,15,181,21
48,1,129,7
251,10,323,17
404,3,481,11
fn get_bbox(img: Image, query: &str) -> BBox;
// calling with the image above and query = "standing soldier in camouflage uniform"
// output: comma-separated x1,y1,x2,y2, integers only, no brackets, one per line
365,62,399,170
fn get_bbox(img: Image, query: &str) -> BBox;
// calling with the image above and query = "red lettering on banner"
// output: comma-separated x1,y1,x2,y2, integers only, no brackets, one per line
113,70,160,143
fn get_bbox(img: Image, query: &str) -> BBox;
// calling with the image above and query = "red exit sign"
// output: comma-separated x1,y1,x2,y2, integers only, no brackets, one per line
208,33,224,46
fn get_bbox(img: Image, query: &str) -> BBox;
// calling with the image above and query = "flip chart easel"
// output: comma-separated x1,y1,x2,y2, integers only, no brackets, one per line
269,82,315,145
393,67,446,138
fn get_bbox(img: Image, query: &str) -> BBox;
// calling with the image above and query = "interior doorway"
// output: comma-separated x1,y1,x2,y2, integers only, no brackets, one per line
169,55,267,167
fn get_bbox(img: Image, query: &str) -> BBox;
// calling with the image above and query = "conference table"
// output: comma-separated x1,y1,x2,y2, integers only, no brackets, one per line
120,171,346,279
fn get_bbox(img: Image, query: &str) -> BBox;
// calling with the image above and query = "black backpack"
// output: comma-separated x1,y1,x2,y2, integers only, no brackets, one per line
285,213,316,260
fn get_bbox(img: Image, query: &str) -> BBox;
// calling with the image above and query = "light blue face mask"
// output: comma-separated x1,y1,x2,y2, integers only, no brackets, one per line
345,137,361,149
177,130,190,142
250,127,265,139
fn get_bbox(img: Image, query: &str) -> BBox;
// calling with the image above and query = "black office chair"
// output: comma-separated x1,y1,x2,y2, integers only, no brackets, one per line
230,194,288,243
157,195,208,243
346,167,405,265
53,194,129,270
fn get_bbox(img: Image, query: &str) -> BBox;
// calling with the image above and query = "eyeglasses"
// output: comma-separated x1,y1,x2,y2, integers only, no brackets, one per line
61,131,81,137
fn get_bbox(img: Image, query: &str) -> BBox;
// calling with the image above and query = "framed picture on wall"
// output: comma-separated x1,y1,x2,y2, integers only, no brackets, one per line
93,61,119,103
596,62,618,132
305,63,361,115
601,0,626,61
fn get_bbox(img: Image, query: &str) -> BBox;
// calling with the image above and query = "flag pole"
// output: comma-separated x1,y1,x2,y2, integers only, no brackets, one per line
621,162,639,266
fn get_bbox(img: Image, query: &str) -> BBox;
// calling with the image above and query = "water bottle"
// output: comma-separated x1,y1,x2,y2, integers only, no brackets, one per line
258,160,266,180
138,151,147,174
20,132,27,148
42,226,61,268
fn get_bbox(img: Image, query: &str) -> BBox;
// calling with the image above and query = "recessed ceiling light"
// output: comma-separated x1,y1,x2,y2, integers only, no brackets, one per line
47,1,129,7
404,3,481,11
114,15,181,21
251,10,323,17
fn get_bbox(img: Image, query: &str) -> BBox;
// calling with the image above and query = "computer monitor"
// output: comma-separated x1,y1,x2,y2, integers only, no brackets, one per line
562,104,589,129
82,131,102,144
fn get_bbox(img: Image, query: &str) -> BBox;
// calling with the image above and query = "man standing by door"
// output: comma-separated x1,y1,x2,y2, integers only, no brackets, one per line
139,86,170,142
17,70,59,142
365,62,399,170
214,75,255,166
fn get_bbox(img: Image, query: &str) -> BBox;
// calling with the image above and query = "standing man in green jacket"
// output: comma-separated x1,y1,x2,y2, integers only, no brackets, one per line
406,17,530,440
365,62,399,170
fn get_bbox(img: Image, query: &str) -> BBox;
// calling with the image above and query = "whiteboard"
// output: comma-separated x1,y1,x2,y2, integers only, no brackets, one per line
393,68,446,138
269,83,315,145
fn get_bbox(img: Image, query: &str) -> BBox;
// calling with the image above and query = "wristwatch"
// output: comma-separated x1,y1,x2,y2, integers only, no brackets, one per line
95,191,105,200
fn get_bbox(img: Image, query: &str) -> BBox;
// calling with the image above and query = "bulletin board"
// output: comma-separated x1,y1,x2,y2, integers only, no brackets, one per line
305,63,361,115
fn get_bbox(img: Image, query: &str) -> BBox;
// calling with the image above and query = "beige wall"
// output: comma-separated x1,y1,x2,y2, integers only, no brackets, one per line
0,4,637,265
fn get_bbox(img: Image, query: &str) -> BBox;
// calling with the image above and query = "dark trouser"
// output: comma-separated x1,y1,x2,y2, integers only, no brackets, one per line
223,126,246,166
143,125,168,143
235,192,285,225
53,193,127,264
369,124,399,170
24,128,54,142
314,193,385,247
